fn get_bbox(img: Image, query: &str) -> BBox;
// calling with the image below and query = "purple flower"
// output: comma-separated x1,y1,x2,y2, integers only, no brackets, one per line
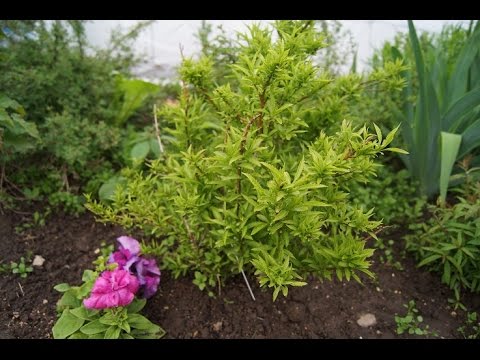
108,235,161,299
108,236,141,272
134,258,161,298
83,269,139,310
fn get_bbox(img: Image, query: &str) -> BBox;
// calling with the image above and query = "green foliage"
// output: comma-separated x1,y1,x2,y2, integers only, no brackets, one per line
53,261,165,339
196,21,239,85
0,95,39,154
349,166,426,225
457,312,480,339
53,294,164,339
113,75,160,126
392,20,480,200
0,21,137,123
0,20,161,213
405,181,480,304
0,256,34,278
87,21,404,300
395,300,437,337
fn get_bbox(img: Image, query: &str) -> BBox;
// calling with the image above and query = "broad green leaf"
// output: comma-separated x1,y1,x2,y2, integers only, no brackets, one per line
70,306,97,321
130,328,166,339
104,326,121,339
98,176,127,203
57,290,81,309
439,132,462,203
149,138,162,157
119,320,131,334
126,298,147,314
115,77,159,126
53,309,85,339
53,283,71,292
68,331,89,339
80,319,110,335
82,269,97,283
130,141,150,161
127,313,160,331
99,312,119,326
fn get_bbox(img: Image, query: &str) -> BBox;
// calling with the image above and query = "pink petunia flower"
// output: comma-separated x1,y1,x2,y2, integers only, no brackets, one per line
83,269,139,310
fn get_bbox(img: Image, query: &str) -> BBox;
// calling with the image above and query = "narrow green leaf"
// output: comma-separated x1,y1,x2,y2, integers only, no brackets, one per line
373,123,382,143
443,87,480,131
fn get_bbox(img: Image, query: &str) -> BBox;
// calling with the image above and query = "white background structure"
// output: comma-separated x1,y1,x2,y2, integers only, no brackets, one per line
85,20,469,81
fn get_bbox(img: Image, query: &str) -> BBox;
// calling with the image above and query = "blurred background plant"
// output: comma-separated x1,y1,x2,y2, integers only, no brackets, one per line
0,20,178,217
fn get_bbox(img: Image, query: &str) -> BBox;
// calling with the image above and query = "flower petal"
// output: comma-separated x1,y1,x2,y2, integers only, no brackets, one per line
117,288,135,306
117,236,140,256
143,275,160,299
108,251,128,268
83,294,102,309
91,276,111,294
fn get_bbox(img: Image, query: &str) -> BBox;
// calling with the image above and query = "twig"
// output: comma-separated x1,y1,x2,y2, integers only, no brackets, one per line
61,164,69,192
6,208,32,215
182,217,196,246
0,161,5,190
240,114,262,156
17,282,24,297
363,225,395,242
241,268,256,301
153,104,164,153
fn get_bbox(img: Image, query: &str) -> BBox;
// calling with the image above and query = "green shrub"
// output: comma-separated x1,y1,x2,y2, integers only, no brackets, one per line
87,20,405,300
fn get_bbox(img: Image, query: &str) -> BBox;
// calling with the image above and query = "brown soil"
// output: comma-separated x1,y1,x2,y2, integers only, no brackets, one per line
1,210,479,339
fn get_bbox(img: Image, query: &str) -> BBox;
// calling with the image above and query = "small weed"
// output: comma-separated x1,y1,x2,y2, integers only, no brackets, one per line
458,312,480,339
15,210,50,233
376,238,404,271
1,257,34,278
395,300,438,337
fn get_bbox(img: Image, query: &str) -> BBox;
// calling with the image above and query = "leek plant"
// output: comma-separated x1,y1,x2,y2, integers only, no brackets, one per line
393,20,480,202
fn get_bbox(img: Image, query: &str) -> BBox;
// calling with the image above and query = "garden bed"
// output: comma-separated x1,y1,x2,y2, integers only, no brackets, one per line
1,210,479,339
